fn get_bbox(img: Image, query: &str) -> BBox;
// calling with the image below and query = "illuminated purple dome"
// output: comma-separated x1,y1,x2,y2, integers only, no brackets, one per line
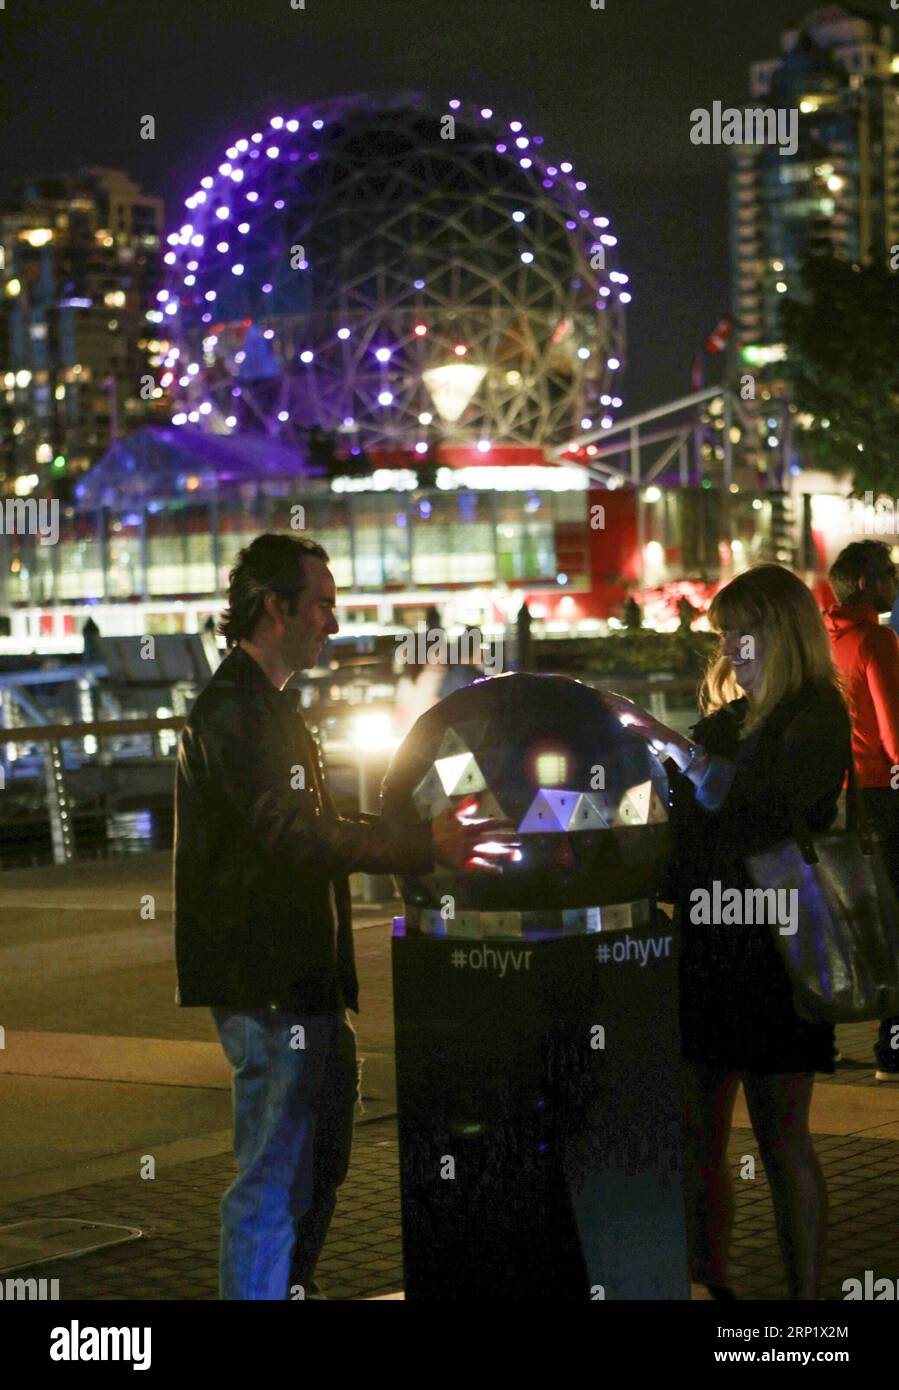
159,92,628,453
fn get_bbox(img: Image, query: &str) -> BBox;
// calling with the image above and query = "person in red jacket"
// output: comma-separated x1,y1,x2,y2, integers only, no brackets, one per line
825,540,899,1080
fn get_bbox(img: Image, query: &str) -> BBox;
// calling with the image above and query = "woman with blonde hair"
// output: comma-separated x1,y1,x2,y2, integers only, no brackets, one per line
605,564,851,1300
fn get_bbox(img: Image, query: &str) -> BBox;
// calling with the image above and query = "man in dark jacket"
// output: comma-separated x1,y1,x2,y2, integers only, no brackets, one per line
175,533,493,1299
825,540,899,1081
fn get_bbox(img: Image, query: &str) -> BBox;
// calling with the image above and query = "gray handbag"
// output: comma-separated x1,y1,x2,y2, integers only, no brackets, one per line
746,761,899,1023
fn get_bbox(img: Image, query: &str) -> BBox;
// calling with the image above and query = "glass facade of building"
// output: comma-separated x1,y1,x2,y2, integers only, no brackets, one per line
1,487,589,606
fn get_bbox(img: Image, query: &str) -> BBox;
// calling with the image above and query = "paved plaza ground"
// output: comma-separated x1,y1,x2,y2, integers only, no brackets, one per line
1,852,897,1301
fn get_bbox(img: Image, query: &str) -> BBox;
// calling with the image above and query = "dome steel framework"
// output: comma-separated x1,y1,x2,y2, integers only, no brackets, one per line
159,92,629,456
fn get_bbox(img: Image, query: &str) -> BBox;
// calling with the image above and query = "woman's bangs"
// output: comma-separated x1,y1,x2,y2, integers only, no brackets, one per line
708,586,757,636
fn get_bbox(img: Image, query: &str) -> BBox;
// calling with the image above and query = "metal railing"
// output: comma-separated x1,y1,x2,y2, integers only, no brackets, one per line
1,717,184,865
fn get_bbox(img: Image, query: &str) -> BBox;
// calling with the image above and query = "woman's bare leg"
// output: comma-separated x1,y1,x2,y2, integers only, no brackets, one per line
680,1061,741,1287
742,1072,827,1300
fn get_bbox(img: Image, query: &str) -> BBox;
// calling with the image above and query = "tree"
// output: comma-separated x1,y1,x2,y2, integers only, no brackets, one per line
780,253,899,494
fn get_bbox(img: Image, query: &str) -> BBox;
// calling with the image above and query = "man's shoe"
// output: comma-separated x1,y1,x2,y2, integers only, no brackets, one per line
875,1070,899,1082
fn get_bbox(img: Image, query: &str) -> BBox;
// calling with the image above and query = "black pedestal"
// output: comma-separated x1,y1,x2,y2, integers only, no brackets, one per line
392,919,689,1300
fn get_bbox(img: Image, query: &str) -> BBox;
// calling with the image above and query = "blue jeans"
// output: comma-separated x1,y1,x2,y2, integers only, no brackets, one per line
212,1007,358,1299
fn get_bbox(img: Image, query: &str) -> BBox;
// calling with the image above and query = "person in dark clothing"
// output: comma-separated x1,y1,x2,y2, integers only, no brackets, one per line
623,594,642,629
516,600,534,672
174,533,498,1300
604,563,851,1301
439,625,485,699
677,595,696,635
82,614,101,664
825,540,899,1080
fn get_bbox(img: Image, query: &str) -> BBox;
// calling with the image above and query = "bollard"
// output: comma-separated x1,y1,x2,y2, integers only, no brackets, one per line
383,672,688,1300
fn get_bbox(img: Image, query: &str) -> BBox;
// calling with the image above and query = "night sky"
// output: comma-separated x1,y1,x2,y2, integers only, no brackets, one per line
0,0,889,415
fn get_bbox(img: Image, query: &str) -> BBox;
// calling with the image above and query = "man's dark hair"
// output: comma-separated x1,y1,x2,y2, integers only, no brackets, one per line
219,532,329,646
829,540,894,603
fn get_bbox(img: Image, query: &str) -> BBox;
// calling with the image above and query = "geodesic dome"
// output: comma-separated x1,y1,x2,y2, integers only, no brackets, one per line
158,92,629,455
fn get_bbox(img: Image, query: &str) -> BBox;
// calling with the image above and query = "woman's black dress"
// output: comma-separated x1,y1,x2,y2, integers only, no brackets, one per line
667,680,851,1075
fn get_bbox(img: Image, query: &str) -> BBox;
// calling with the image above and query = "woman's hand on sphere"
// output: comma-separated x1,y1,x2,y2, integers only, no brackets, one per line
602,691,686,759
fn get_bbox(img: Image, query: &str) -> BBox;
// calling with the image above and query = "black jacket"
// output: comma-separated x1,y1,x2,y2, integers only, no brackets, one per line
174,645,434,1013
666,680,851,898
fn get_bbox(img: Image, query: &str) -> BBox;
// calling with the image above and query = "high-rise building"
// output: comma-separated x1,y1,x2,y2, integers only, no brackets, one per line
0,167,164,497
731,5,898,358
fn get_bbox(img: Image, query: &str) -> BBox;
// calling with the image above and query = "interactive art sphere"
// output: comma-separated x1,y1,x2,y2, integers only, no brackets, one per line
381,673,669,935
161,93,628,453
